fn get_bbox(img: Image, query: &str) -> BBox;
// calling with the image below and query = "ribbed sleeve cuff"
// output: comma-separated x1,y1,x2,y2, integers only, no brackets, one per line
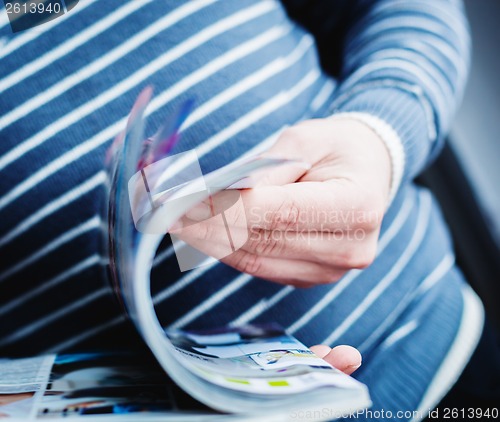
330,111,405,206
329,83,440,188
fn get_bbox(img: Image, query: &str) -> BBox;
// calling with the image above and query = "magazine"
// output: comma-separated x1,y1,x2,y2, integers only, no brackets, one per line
0,88,371,421
0,325,369,421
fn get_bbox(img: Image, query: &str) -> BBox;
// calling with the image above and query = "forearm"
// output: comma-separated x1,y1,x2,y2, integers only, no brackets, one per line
329,0,470,186
282,0,471,193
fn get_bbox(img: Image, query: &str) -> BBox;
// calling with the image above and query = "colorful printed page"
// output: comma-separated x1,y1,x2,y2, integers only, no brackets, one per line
166,324,365,395
0,353,218,421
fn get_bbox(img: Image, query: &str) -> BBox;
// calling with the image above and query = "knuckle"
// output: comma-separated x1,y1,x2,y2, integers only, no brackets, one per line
353,255,373,270
330,270,346,282
278,125,310,152
253,229,282,256
237,253,264,276
271,198,301,231
230,197,248,227
343,246,376,269
196,220,217,243
363,242,378,267
325,268,345,283
354,194,385,231
312,269,345,285
351,191,386,232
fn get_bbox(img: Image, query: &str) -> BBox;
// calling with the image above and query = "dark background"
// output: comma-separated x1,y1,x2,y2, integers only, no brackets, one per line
452,0,500,249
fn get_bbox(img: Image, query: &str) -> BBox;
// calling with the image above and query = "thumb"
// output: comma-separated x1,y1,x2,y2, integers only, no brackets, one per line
253,125,316,186
253,156,310,187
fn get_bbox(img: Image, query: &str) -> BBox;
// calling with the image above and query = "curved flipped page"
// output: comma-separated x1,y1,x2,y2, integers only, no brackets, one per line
125,158,369,415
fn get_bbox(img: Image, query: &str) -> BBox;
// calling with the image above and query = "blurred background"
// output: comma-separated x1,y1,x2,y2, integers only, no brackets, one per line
452,0,500,247
420,0,500,334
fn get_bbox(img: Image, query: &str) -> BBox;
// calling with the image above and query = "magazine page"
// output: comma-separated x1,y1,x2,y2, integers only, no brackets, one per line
0,352,222,421
165,324,365,395
0,350,369,421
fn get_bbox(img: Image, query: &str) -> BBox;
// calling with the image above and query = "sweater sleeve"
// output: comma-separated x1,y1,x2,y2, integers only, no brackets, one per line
282,0,471,186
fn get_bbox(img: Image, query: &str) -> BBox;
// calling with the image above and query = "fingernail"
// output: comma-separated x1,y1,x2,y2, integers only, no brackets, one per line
347,363,362,371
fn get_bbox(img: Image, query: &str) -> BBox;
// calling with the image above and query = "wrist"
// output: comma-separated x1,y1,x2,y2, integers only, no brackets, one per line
329,112,405,206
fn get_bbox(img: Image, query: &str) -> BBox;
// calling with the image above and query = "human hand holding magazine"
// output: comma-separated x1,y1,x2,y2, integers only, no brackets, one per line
0,88,370,421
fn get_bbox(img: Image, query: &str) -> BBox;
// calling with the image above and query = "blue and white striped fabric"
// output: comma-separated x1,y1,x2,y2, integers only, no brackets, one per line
0,0,483,418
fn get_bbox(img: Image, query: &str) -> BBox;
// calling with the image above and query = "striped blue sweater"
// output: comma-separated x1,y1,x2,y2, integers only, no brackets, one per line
0,0,484,418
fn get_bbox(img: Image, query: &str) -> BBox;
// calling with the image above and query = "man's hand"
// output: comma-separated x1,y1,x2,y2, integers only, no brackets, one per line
171,117,391,287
